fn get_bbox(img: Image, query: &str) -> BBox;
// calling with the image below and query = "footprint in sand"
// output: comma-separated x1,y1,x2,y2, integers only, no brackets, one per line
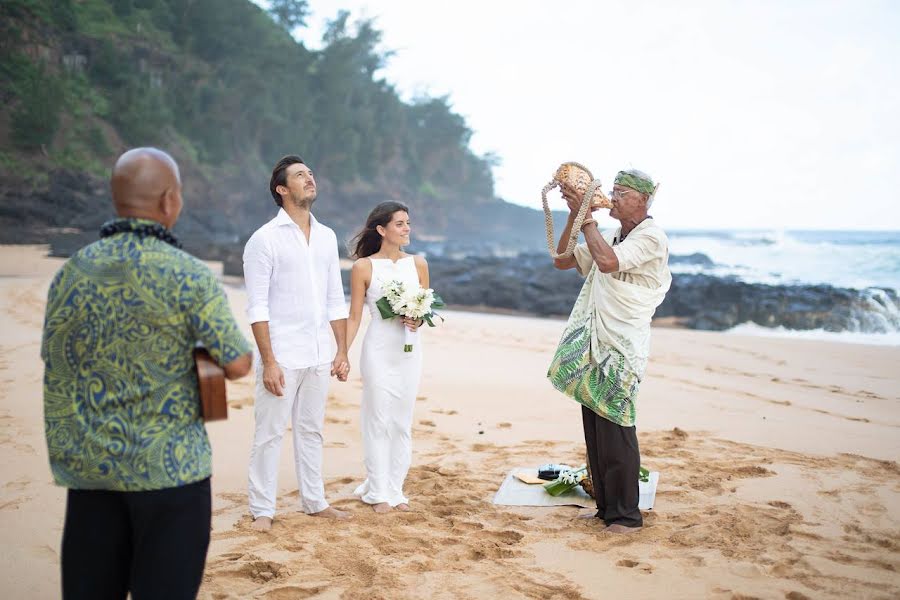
278,541,307,553
442,526,526,558
616,559,653,573
30,544,58,561
241,559,291,583
261,586,327,599
0,495,33,510
451,520,485,532
4,477,30,491
219,552,245,562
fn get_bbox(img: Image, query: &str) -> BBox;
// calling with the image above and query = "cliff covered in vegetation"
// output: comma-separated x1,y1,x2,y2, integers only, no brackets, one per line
1,0,553,255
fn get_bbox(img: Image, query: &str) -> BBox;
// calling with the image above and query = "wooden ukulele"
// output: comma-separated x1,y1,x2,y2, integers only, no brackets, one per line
194,347,227,421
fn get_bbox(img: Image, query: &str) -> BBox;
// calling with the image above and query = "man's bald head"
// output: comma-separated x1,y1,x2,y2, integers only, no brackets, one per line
110,147,183,229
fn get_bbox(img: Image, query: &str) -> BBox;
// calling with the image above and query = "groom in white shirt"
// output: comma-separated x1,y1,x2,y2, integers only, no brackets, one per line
243,155,351,529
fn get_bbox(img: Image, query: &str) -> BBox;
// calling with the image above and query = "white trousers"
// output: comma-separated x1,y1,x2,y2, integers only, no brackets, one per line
353,386,415,506
248,362,330,517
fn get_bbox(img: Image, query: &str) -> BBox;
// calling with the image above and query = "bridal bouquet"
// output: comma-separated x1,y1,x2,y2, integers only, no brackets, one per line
376,280,445,352
544,465,588,496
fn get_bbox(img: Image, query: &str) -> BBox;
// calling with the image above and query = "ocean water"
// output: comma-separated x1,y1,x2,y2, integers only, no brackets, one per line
667,230,900,345
667,230,900,291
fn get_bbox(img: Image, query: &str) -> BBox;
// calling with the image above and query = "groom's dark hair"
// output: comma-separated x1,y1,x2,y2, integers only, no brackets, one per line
269,155,305,207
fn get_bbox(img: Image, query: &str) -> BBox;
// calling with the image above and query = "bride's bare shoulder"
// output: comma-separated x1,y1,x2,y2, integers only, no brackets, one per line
351,257,373,273
410,254,428,267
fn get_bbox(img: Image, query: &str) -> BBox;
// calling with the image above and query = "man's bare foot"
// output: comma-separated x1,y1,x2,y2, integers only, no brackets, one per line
372,502,392,514
604,524,642,534
251,516,273,531
310,506,350,520
576,512,599,520
395,503,410,512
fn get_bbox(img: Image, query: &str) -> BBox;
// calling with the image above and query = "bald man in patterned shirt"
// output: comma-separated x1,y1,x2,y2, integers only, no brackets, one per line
41,148,252,599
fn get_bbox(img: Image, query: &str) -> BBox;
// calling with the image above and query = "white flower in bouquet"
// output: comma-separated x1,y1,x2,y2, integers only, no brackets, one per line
400,287,436,320
389,295,405,313
375,279,446,352
381,280,405,311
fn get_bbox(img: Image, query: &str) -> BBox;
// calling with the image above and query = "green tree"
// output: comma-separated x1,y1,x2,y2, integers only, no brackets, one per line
268,0,309,32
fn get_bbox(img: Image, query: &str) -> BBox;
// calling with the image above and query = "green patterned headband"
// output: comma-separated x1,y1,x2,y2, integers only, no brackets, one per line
614,170,656,196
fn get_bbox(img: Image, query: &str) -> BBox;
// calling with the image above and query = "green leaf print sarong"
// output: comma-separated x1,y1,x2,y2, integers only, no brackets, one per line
548,264,667,427
547,316,640,427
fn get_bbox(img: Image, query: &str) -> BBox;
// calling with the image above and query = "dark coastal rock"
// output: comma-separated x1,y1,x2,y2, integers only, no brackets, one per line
653,274,900,333
220,243,247,277
78,233,897,336
425,254,584,317
667,252,715,267
421,254,900,334
0,170,110,246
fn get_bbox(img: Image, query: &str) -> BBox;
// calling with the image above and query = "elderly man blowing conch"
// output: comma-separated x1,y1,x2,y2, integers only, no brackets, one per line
549,168,671,533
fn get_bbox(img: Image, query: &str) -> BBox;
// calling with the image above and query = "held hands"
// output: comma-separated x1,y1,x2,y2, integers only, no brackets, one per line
262,361,285,397
331,352,350,382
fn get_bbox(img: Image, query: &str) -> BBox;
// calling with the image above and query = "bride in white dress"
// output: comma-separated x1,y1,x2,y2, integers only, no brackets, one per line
346,202,429,513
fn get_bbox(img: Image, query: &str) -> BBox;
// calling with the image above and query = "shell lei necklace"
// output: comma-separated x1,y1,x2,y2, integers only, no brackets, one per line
99,218,182,248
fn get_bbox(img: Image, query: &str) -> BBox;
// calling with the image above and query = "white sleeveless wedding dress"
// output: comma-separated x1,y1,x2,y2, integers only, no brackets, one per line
354,256,423,506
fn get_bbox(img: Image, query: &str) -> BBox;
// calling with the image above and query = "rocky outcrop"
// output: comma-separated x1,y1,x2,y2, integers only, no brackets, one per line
654,274,900,333
668,252,715,267
421,254,900,334
42,226,899,335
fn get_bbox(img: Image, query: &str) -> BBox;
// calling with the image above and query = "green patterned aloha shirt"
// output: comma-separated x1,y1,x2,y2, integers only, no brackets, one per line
41,219,251,491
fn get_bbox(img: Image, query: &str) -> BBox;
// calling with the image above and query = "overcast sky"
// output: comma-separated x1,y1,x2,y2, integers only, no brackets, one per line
262,0,900,231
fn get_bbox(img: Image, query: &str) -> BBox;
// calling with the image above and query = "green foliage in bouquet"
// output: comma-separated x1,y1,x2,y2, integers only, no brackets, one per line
375,293,446,326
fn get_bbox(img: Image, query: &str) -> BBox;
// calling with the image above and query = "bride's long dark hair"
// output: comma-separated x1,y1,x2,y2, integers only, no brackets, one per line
350,201,410,259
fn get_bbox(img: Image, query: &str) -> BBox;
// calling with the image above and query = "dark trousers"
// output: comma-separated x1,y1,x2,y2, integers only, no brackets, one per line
61,477,212,600
582,406,643,528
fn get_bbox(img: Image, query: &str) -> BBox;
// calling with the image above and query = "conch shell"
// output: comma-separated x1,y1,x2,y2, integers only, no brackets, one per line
541,162,610,259
552,162,612,209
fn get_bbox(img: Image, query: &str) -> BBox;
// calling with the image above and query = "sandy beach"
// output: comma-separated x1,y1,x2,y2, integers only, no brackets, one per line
1,245,898,599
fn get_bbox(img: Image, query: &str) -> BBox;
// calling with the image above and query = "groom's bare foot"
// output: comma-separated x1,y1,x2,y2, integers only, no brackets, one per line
310,506,350,520
372,502,392,514
576,512,599,520
251,516,273,531
395,503,410,512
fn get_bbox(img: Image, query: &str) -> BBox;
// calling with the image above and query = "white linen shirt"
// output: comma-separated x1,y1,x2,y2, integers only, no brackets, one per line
243,208,348,369
573,218,671,290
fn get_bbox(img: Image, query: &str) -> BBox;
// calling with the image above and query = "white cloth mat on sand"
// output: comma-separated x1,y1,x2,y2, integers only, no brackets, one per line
492,467,659,510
